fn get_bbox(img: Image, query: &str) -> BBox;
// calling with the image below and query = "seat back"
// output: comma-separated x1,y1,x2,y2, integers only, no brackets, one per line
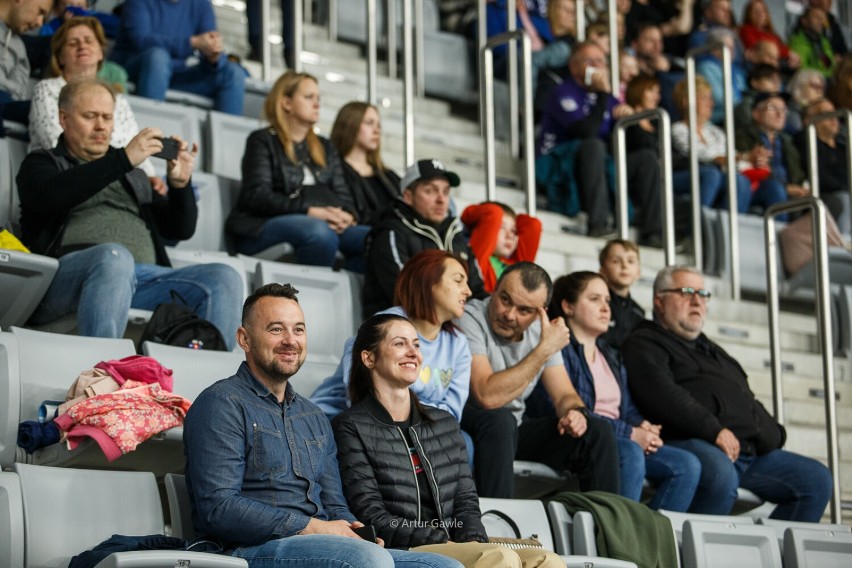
10,327,136,422
126,95,206,169
165,247,251,303
142,341,244,401
545,499,585,555
293,359,339,401
254,261,355,364
206,111,262,180
172,172,231,252
0,332,20,467
659,510,755,548
0,470,24,568
0,136,11,227
681,519,781,568
756,518,851,553
164,472,195,541
782,526,852,568
479,497,555,551
0,251,59,329
15,463,163,567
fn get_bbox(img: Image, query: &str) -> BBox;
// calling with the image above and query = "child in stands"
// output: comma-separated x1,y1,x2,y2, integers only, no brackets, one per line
460,201,542,294
599,239,645,349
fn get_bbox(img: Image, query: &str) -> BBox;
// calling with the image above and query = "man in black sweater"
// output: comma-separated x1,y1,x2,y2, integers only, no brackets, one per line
16,78,242,347
621,265,832,521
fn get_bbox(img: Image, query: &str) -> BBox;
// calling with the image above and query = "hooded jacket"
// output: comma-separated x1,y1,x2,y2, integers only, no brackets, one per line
0,18,30,100
332,392,488,548
362,201,486,317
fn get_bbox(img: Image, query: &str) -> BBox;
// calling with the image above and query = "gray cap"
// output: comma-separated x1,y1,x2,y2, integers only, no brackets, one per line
400,159,461,191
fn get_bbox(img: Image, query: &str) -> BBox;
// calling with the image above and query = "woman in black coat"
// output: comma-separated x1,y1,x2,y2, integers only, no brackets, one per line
332,314,562,568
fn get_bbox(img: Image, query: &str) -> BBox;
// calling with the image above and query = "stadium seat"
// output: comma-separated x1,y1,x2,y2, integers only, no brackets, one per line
0,463,247,567
171,172,233,252
206,110,262,180
0,332,20,468
782,525,852,568
166,247,251,303
681,519,782,568
0,250,58,329
659,510,755,549
756,517,850,552
142,341,244,401
165,472,196,541
126,95,206,170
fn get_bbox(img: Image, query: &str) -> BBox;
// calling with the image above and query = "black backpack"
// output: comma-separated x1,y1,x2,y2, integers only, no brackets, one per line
138,290,228,352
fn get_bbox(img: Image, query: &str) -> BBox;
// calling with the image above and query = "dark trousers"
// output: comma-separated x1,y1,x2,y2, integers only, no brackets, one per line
518,415,621,494
462,401,621,498
574,138,610,233
625,147,662,239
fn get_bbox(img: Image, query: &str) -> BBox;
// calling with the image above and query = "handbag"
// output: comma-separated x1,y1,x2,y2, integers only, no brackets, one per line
482,509,545,550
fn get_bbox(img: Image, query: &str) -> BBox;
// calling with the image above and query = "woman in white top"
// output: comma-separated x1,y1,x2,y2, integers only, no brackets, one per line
28,17,156,178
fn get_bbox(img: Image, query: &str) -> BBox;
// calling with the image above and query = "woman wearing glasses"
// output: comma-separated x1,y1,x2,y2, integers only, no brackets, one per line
526,271,701,512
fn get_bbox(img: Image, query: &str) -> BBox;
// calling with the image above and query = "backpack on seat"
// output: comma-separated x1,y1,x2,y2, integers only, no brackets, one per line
138,290,227,352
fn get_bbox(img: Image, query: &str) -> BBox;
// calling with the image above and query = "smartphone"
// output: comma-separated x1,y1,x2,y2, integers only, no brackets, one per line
153,137,180,160
353,525,377,543
584,66,597,86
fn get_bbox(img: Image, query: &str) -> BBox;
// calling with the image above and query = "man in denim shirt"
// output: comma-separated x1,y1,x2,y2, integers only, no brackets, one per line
184,283,460,568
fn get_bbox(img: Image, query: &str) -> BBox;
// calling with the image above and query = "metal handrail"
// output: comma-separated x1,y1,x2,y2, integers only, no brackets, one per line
506,1,519,158
403,0,415,165
613,109,676,264
292,0,303,72
260,0,272,81
806,110,852,216
686,42,738,299
764,197,840,523
480,30,536,216
576,0,585,41
367,0,378,104
607,0,618,92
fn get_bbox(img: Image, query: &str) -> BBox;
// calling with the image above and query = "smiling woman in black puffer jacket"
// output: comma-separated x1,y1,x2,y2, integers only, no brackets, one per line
332,313,562,568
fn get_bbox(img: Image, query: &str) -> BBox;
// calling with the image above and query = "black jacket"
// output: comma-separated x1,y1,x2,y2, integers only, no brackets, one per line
226,128,355,237
15,137,196,265
622,320,786,455
332,393,488,548
362,201,487,317
602,291,646,350
340,161,401,227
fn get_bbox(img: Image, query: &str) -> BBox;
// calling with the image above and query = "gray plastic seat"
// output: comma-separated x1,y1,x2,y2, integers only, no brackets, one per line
0,463,246,567
206,110,262,180
681,519,781,568
126,95,206,169
659,510,755,549
782,525,852,568
166,247,251,303
170,172,232,252
142,341,245,401
164,472,195,541
0,250,59,329
756,517,850,552
0,332,20,467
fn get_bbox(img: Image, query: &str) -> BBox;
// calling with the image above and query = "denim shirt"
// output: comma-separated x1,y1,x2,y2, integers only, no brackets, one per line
183,362,355,549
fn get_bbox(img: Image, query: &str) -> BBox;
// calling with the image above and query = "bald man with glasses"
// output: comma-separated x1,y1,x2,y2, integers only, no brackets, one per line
621,265,832,522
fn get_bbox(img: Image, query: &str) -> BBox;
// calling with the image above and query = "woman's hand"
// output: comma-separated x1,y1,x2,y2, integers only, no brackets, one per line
307,206,357,233
638,420,661,435
631,426,663,454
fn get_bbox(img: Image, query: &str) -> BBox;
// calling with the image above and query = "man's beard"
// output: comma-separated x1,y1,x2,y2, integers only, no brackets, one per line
256,350,304,384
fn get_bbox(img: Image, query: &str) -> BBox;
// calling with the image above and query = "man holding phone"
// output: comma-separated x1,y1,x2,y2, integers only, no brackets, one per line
536,41,664,246
15,78,243,348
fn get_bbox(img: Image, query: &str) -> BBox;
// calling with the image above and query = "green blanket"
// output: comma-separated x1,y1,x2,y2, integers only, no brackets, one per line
549,491,678,568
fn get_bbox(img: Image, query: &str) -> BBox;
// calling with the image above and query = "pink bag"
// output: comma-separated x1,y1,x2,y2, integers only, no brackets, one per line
95,355,174,392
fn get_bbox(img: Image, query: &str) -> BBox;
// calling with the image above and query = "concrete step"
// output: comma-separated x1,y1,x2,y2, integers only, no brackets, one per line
720,342,852,382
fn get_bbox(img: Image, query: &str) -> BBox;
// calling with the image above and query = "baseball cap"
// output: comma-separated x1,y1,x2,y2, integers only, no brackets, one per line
400,159,461,191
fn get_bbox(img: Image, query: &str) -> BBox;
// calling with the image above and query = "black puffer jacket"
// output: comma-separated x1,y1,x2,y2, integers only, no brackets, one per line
332,393,488,548
226,127,355,237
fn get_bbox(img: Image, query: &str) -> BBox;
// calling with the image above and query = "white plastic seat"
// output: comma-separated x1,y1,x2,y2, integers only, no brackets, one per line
206,110,262,180
164,472,195,541
7,463,246,567
0,250,59,329
0,332,20,467
142,341,244,401
756,517,851,553
782,526,852,568
659,510,755,549
166,246,251,303
681,519,782,568
480,497,638,568
254,261,356,364
171,172,233,252
125,95,206,169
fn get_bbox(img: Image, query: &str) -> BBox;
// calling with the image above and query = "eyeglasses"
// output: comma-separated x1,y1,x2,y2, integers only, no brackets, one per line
761,104,787,115
658,287,712,301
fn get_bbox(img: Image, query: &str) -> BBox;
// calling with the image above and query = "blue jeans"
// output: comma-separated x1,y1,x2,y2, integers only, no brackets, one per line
29,244,242,350
668,438,832,521
672,166,752,212
237,215,370,272
752,178,790,221
231,534,463,568
114,47,245,115
616,438,701,512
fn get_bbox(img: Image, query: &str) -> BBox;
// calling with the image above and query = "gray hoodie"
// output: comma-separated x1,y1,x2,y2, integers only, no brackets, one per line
0,18,31,100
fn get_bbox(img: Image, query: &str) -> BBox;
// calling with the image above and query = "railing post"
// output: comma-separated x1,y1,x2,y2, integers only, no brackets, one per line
415,0,425,97
575,0,585,41
328,0,337,42
367,0,378,104
481,30,536,216
261,0,272,81
506,1,519,158
607,0,619,92
292,0,303,72
403,0,415,165
764,197,840,523
477,0,487,136
806,109,852,229
387,0,397,79
686,42,738,299
613,109,676,264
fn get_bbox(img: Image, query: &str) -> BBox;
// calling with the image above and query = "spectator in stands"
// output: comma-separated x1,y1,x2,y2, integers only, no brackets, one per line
245,0,294,67
227,71,368,271
748,39,781,69
618,50,640,103
40,0,119,38
631,23,678,77
809,0,848,57
585,21,611,55
789,6,837,78
16,79,242,348
671,76,752,213
330,101,401,228
0,0,52,129
332,312,563,568
622,266,833,521
312,250,473,424
696,27,747,124
735,91,807,219
456,261,620,498
362,158,487,317
461,201,542,294
537,41,663,245
598,239,646,349
799,98,851,235
624,0,695,56
27,17,153,178
110,0,245,115
547,0,577,47
739,0,800,71
734,63,782,130
689,0,740,57
526,271,701,511
788,67,826,130
827,53,852,111
183,283,460,568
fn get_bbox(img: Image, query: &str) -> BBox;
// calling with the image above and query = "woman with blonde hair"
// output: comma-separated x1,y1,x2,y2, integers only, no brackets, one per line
330,101,400,227
227,71,367,270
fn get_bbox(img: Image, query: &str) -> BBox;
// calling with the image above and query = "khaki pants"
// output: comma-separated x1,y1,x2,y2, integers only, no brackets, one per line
412,542,563,568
